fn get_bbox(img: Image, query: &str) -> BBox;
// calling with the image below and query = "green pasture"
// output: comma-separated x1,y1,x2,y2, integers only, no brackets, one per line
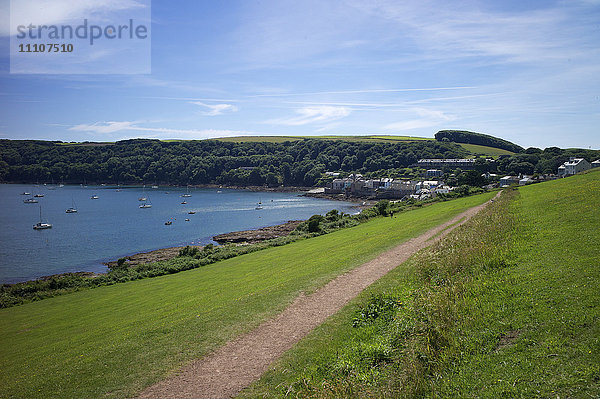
458,142,515,156
0,193,493,399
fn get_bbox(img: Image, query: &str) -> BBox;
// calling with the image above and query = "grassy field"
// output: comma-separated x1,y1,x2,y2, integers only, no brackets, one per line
240,169,600,398
0,193,493,399
457,142,515,156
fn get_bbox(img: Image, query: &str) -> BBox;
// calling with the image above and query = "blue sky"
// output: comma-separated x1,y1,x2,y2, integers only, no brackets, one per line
0,0,599,149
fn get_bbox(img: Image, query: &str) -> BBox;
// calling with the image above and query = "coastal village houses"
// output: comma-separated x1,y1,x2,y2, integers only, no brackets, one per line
558,158,591,176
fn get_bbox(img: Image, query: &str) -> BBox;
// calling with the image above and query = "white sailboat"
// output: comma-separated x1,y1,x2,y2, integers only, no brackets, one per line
23,192,38,203
139,196,152,208
139,185,147,201
33,206,52,230
181,185,192,198
66,197,77,213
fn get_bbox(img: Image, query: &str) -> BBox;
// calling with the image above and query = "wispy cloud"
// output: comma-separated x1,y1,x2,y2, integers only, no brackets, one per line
70,121,138,134
251,86,476,98
284,93,500,109
68,121,249,139
189,101,238,116
349,0,598,65
384,107,456,131
266,106,351,126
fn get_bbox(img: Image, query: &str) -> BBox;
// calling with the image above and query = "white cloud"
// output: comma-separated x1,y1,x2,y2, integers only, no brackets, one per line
189,101,238,116
266,106,351,126
70,121,137,134
384,108,456,131
68,121,249,140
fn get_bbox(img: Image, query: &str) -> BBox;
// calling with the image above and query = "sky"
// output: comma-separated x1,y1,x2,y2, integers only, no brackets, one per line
0,0,599,149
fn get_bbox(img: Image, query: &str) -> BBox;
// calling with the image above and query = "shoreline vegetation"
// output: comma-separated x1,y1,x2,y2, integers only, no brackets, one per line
0,187,485,308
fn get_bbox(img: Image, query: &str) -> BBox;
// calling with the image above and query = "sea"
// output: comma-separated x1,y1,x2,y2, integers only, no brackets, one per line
0,184,357,284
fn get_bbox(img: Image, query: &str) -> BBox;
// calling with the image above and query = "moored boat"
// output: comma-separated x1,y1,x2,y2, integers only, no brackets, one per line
33,206,52,230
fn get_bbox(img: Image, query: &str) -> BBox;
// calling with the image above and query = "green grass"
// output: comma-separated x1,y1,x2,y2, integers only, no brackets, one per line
431,169,600,397
0,193,493,399
458,142,515,156
239,170,600,398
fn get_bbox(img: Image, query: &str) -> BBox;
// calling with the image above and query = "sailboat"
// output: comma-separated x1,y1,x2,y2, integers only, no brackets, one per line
66,197,77,213
33,206,52,230
139,196,152,208
181,185,192,198
138,185,147,201
24,192,38,203
255,198,263,210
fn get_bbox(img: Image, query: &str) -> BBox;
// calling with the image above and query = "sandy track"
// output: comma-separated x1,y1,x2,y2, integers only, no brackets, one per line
138,196,496,399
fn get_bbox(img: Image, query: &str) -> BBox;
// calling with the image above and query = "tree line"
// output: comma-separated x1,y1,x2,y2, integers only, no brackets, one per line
0,138,597,187
0,139,466,186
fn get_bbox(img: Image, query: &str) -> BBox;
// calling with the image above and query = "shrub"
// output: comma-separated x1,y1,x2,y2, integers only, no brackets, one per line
376,200,390,216
307,214,324,232
178,245,200,257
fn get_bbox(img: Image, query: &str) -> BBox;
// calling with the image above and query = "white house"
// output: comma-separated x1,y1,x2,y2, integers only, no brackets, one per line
592,160,600,168
558,158,591,176
500,176,520,187
519,176,534,185
415,180,442,191
433,185,451,195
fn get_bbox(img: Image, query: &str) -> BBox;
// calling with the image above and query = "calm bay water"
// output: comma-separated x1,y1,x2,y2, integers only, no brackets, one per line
0,184,356,284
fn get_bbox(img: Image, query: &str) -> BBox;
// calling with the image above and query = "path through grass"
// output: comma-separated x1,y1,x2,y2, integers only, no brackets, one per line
240,170,600,398
0,193,493,399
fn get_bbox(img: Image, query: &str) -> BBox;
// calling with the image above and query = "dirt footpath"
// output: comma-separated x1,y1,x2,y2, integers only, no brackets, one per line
138,195,497,399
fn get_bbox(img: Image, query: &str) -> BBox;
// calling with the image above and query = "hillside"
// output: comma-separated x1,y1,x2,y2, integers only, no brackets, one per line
435,129,524,153
215,135,432,143
1,138,598,187
241,169,600,398
0,194,493,399
216,135,512,157
0,138,468,186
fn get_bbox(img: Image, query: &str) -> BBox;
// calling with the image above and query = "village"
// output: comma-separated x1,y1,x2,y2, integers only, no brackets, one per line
322,157,600,200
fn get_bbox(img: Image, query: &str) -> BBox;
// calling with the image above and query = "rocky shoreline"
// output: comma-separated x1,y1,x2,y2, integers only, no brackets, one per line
101,220,306,270
213,220,303,244
103,246,198,269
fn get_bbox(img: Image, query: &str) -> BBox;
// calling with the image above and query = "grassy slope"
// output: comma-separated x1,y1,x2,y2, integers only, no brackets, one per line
433,169,600,397
457,142,515,156
240,170,600,398
0,193,493,399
